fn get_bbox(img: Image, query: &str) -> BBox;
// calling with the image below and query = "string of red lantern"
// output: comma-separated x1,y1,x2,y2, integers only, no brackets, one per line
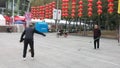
78,0,83,17
97,0,102,15
88,0,93,17
35,6,39,19
39,6,45,20
71,0,76,18
31,7,37,19
51,2,56,18
62,0,69,18
45,4,49,18
30,7,34,19
108,0,114,14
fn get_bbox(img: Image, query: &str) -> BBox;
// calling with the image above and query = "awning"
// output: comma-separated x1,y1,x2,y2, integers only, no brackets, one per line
14,16,26,22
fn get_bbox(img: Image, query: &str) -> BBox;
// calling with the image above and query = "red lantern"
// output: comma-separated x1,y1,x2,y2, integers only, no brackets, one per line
64,3,69,6
88,0,93,3
45,15,49,18
65,13,68,17
62,7,66,11
64,6,68,9
79,5,83,8
45,10,49,13
72,5,76,9
64,10,68,13
88,3,93,7
79,0,83,4
88,7,92,11
97,5,102,9
78,9,83,12
71,13,75,17
108,3,114,7
72,9,75,13
72,2,76,5
65,0,69,2
97,9,102,15
78,12,82,17
108,8,114,13
52,1,56,8
62,13,65,17
97,0,102,5
108,0,113,2
88,12,92,17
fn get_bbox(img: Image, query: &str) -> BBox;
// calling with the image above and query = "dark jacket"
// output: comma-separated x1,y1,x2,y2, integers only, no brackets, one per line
20,27,46,42
93,29,101,38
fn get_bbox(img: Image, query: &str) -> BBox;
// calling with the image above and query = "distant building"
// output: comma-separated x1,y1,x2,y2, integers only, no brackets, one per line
0,0,29,15
0,0,6,14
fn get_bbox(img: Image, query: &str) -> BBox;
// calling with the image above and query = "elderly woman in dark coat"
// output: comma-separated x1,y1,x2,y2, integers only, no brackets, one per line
93,24,101,49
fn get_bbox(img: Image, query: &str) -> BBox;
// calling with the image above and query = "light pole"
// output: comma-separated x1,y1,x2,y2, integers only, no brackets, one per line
55,0,59,31
26,0,32,27
27,0,31,12
12,0,14,24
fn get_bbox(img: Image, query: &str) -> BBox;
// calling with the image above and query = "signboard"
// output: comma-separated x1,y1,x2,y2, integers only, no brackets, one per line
53,9,61,20
25,12,31,21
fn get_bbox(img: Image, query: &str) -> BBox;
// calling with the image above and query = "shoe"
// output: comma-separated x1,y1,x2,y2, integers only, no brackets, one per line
23,58,26,61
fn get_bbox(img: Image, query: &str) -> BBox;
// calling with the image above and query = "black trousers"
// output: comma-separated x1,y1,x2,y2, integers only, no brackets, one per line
23,39,34,58
94,37,100,49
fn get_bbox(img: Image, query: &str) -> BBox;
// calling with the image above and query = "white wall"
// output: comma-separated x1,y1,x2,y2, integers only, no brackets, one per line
0,14,6,25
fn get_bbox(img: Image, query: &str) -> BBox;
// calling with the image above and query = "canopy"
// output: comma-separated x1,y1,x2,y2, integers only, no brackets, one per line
14,20,25,24
4,15,10,22
35,22,48,33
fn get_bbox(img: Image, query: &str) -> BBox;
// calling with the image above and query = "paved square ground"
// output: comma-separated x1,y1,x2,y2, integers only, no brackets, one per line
0,33,120,68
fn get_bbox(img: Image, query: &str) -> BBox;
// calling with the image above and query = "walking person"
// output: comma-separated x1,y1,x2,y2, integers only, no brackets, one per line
20,24,46,61
93,24,101,49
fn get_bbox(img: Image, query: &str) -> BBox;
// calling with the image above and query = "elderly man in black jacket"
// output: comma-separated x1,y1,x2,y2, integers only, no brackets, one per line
20,24,46,60
93,24,101,49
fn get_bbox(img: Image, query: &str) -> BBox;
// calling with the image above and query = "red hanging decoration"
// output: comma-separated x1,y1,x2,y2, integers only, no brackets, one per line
78,0,83,17
52,1,56,8
108,0,114,14
31,6,39,19
97,0,102,15
45,4,49,19
88,0,93,17
71,0,76,18
62,0,69,18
